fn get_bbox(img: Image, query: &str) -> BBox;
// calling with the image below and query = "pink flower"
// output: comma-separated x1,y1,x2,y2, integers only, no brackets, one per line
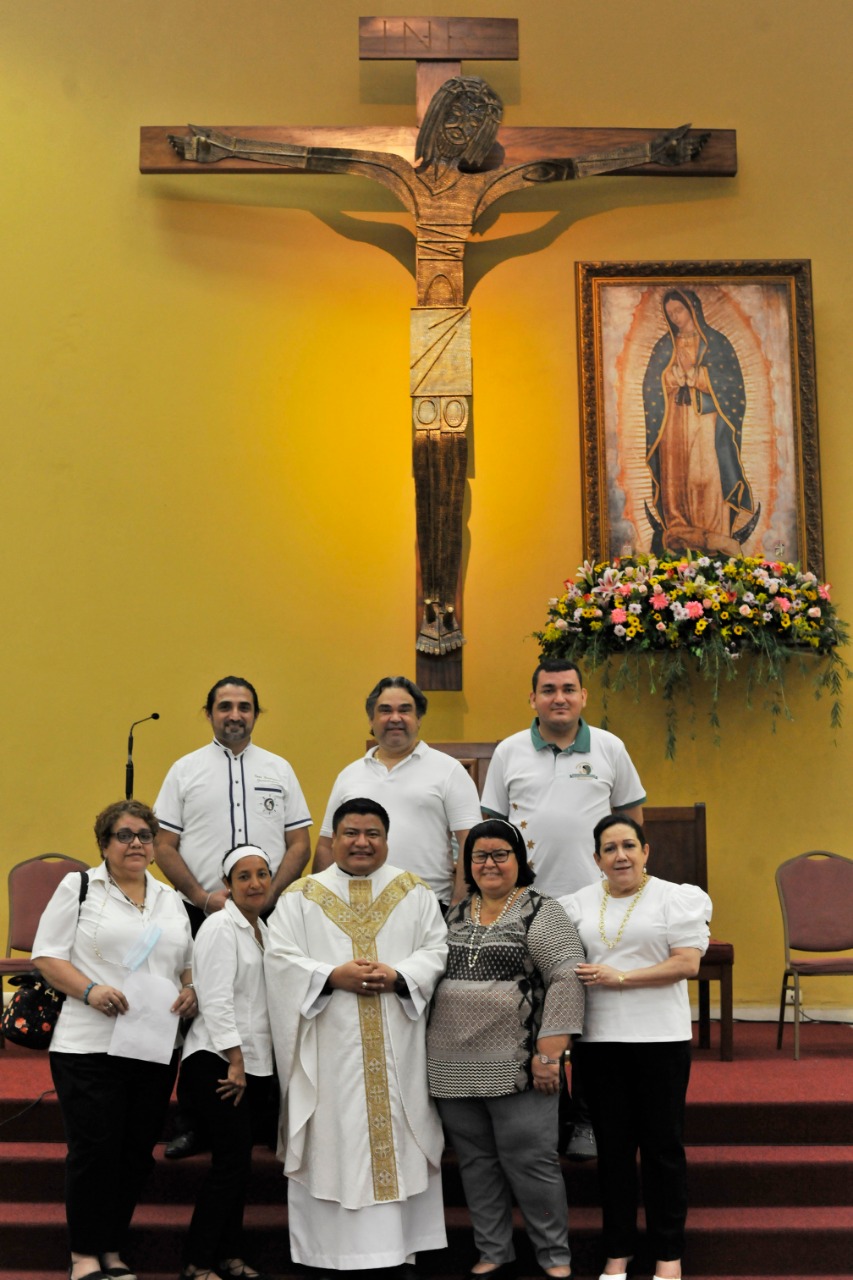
808,607,822,619
685,601,704,619
656,622,666,632
775,597,791,612
819,584,832,600
651,593,668,610
610,607,628,624
738,604,752,617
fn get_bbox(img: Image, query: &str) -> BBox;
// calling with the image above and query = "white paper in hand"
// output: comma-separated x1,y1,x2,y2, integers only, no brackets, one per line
108,971,179,1064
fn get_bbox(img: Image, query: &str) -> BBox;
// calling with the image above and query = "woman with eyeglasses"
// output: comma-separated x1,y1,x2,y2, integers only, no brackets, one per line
33,800,195,1280
427,819,585,1280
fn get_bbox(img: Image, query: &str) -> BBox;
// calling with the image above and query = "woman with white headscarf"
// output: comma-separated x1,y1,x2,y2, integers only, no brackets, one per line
178,845,276,1280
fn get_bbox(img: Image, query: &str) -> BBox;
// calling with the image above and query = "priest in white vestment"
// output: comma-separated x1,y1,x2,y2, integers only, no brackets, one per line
265,796,449,1275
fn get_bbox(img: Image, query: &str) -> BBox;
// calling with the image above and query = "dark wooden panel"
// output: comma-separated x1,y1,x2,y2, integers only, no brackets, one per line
643,803,708,889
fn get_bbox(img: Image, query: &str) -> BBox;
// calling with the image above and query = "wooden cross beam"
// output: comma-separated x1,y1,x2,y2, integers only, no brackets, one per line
140,16,737,691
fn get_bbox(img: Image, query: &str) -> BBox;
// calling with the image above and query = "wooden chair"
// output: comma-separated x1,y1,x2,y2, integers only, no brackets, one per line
775,850,853,1060
1,852,88,1047
427,741,498,797
643,804,734,1060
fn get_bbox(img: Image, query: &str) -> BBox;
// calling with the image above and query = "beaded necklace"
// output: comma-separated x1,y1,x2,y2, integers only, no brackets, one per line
467,887,524,969
108,872,146,912
598,872,649,950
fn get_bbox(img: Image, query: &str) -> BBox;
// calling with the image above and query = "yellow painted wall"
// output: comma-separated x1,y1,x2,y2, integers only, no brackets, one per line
2,0,851,1010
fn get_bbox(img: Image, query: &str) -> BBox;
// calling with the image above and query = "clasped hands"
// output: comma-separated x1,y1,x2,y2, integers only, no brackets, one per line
330,958,398,995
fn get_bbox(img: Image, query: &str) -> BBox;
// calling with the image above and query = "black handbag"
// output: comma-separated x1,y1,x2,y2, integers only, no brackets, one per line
0,870,89,1050
0,973,65,1048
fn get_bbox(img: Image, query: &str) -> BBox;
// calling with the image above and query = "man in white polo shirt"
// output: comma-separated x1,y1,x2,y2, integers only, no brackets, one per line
154,675,312,1159
481,658,645,1160
312,676,481,907
154,675,312,934
482,659,645,897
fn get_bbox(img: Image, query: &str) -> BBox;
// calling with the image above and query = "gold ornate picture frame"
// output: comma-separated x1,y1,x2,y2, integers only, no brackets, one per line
576,260,822,574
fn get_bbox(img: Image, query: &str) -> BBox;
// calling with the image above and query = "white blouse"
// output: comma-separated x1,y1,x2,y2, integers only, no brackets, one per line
560,876,712,1042
182,898,273,1077
32,862,193,1054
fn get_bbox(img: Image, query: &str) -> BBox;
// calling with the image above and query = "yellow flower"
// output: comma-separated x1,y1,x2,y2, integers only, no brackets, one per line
721,611,730,620
695,619,708,633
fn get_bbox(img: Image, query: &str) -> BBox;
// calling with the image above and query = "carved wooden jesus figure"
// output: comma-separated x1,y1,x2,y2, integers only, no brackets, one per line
169,78,706,657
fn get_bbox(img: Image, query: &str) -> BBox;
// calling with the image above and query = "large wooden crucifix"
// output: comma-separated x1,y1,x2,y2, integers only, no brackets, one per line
140,15,736,691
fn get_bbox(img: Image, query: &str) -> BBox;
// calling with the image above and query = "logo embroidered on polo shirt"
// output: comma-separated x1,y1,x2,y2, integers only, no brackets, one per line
254,779,284,815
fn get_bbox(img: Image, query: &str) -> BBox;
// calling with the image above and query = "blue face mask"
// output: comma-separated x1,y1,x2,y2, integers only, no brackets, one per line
122,924,162,972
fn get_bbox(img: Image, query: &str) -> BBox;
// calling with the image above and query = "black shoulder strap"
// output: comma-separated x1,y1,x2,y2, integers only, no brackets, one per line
78,869,89,909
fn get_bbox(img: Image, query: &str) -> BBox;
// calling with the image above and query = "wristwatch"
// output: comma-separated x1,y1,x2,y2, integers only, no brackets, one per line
536,1054,561,1065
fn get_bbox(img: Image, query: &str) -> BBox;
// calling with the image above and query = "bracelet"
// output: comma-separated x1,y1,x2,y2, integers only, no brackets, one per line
182,983,195,990
82,982,96,1005
203,893,212,915
618,972,627,988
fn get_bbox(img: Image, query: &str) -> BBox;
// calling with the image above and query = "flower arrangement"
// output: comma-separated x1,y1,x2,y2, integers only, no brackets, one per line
535,554,850,757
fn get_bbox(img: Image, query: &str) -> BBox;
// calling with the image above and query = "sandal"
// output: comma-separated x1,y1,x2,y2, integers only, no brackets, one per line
219,1262,273,1280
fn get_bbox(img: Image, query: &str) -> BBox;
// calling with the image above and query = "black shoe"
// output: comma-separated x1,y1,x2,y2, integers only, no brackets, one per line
164,1129,204,1159
565,1123,597,1161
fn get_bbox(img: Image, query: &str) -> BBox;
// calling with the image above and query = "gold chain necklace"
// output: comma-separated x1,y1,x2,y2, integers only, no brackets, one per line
598,872,649,950
467,888,524,969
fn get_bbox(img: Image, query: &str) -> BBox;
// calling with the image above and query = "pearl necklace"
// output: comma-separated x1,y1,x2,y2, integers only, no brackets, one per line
467,888,523,969
598,872,649,950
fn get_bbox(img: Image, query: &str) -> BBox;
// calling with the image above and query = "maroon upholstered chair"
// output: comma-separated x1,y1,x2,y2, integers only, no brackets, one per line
1,852,89,1047
775,850,853,1060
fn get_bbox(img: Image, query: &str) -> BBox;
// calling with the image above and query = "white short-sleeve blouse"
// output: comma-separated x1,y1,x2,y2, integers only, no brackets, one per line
560,876,711,1042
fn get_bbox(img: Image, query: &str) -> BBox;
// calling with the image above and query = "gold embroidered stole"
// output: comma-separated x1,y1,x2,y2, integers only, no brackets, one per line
291,870,425,1201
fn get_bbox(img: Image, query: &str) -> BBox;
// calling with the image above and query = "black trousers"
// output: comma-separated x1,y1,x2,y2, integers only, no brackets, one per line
178,1050,273,1268
574,1040,691,1262
50,1050,178,1257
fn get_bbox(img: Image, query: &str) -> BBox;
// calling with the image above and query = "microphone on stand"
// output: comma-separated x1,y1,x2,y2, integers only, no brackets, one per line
126,713,160,800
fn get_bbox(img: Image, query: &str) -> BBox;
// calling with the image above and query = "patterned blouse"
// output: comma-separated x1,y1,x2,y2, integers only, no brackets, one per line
427,888,585,1098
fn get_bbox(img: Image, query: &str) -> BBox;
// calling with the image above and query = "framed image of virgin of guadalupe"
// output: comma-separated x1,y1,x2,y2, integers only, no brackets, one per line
576,260,823,575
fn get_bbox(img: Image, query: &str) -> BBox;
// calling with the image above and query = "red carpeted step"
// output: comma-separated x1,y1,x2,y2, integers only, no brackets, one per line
3,1025,853,1277
686,1144,853,1205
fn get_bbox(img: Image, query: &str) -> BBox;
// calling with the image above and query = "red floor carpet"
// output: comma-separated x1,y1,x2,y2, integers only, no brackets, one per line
2,1020,851,1280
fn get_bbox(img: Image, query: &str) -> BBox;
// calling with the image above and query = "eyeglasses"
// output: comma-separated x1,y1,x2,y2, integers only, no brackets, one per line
112,828,154,845
471,849,513,865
